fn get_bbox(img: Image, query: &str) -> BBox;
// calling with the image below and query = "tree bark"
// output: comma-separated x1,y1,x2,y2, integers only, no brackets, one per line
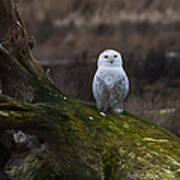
0,0,59,102
1,1,180,180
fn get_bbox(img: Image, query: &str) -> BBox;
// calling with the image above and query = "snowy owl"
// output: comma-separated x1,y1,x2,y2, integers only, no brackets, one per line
92,49,129,113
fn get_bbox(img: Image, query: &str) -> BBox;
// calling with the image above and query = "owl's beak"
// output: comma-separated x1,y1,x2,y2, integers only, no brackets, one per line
109,58,114,64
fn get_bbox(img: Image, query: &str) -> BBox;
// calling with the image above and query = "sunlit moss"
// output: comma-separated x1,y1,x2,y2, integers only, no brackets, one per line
0,111,9,116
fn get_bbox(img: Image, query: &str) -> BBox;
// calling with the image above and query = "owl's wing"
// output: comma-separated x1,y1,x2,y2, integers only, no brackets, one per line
112,74,129,101
92,74,110,110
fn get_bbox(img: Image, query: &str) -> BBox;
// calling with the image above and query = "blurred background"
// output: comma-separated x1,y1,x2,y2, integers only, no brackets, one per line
20,0,180,135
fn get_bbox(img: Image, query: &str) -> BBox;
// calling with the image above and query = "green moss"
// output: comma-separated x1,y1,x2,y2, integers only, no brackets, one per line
6,151,64,180
1,97,180,179
0,111,9,116
30,75,64,103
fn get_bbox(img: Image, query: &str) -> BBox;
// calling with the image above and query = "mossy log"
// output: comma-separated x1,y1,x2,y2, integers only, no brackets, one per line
0,1,180,180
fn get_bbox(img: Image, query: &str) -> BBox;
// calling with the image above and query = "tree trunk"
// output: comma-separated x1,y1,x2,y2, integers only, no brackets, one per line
0,1,180,180
0,0,59,102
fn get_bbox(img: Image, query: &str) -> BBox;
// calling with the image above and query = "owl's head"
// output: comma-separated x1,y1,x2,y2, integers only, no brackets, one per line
97,49,123,67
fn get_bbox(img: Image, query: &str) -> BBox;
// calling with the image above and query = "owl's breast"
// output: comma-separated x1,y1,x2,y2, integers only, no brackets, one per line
104,74,117,88
98,67,125,89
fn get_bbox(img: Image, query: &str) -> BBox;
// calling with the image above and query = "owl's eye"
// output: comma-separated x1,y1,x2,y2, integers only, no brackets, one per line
104,55,108,59
114,55,117,58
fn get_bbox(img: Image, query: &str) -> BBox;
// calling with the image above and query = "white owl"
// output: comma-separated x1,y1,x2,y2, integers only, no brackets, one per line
92,49,129,113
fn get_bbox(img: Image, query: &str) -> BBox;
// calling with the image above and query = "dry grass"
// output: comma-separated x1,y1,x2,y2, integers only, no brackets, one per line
21,0,180,25
19,0,180,60
125,94,180,133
